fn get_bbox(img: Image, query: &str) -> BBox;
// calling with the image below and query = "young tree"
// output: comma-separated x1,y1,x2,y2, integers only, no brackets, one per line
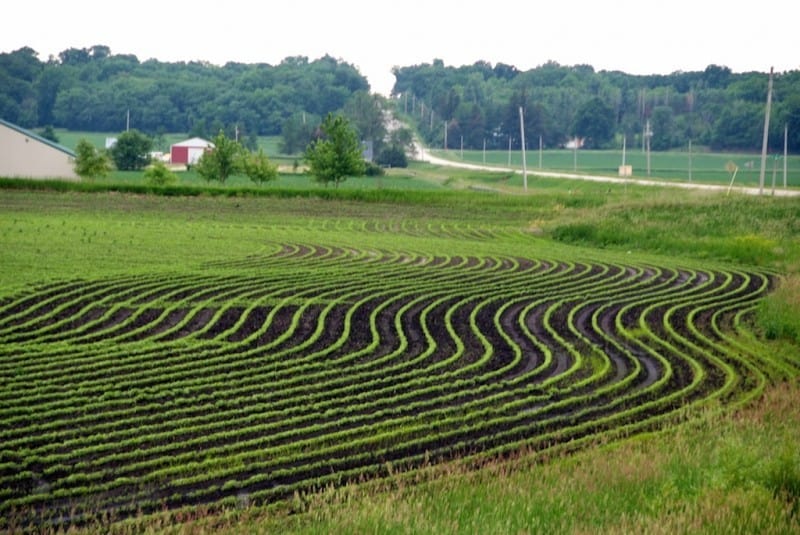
195,130,243,183
109,129,153,170
241,149,278,186
144,160,178,186
73,138,112,179
304,113,366,188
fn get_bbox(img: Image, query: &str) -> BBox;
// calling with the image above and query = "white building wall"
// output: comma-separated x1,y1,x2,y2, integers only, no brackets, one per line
0,122,79,181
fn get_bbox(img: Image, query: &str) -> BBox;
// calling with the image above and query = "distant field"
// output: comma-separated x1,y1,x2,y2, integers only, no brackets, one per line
438,147,800,187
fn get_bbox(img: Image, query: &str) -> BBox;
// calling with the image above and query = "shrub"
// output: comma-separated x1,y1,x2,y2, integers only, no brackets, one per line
144,161,179,187
364,161,385,177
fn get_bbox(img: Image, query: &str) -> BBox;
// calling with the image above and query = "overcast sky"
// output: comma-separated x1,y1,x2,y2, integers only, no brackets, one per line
4,0,798,95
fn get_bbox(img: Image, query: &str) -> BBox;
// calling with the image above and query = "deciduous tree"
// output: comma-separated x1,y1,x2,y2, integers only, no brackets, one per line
305,114,365,188
144,160,178,186
241,149,278,185
73,139,112,179
109,129,152,170
195,130,243,183
572,97,615,149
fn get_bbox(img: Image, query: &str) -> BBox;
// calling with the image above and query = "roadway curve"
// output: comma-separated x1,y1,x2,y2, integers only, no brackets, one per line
413,143,800,197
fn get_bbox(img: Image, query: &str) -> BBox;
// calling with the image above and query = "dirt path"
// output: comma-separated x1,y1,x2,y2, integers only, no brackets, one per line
413,143,800,197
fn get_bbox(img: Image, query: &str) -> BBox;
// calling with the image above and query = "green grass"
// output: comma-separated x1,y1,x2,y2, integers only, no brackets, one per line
439,147,800,187
1,174,799,534
100,169,444,191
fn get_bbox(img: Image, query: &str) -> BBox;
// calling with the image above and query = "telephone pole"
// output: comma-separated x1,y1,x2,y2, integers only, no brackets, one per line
759,67,774,195
519,107,528,191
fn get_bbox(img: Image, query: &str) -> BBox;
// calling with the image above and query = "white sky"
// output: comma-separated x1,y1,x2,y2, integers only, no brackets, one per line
4,0,798,95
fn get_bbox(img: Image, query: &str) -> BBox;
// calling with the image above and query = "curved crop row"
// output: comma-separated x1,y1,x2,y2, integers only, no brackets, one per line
0,242,793,529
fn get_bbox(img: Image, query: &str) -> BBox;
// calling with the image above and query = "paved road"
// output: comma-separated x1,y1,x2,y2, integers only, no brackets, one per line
414,144,800,198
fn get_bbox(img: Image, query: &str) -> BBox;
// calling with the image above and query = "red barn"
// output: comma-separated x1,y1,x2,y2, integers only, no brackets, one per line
170,137,214,165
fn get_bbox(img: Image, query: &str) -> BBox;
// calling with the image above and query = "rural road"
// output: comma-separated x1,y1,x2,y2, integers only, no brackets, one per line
413,142,800,198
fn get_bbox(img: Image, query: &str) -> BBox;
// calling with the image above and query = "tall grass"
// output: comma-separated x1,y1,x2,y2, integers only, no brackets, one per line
759,275,800,342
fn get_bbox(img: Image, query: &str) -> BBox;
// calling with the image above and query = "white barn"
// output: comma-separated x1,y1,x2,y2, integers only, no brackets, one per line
0,119,79,181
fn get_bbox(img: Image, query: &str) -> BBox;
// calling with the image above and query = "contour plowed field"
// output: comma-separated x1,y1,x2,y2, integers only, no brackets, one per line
0,242,792,528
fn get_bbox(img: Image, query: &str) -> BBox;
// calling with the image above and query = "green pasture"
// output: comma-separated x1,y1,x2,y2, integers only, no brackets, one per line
436,147,800,187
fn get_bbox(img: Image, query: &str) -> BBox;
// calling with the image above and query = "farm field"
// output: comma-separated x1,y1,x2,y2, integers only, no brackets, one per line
435,147,800,188
0,182,799,533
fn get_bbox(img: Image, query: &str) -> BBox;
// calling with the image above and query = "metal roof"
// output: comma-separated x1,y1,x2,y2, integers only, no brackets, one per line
171,137,214,148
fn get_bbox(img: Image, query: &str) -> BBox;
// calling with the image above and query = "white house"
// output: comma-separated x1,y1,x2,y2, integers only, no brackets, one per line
0,119,79,181
170,137,214,165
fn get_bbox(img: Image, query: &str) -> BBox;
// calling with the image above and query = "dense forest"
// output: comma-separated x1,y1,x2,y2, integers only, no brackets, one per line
0,45,369,143
394,59,800,152
1,45,799,154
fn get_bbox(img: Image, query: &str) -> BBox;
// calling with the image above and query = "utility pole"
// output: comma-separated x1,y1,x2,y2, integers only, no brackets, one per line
645,120,652,176
483,138,486,164
622,134,627,167
538,135,543,169
688,139,693,181
126,109,130,132
759,67,774,195
519,107,528,191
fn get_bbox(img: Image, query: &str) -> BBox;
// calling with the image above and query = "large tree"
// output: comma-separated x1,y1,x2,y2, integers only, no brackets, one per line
305,113,366,188
572,97,615,149
109,129,152,170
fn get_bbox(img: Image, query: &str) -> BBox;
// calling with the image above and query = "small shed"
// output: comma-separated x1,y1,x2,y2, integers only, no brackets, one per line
0,118,79,181
170,137,214,165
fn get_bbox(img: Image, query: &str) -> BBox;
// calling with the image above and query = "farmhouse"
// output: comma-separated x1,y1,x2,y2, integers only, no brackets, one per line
170,137,214,165
0,118,79,180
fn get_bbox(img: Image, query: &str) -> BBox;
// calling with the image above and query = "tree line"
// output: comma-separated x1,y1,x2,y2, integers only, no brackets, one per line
392,59,800,153
2,46,799,155
0,45,369,140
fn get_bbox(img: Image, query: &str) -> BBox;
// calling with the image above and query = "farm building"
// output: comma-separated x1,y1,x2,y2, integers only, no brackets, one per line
170,137,214,165
0,118,79,180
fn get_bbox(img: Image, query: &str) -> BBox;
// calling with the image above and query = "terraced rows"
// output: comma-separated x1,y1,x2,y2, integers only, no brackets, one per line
0,243,794,528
